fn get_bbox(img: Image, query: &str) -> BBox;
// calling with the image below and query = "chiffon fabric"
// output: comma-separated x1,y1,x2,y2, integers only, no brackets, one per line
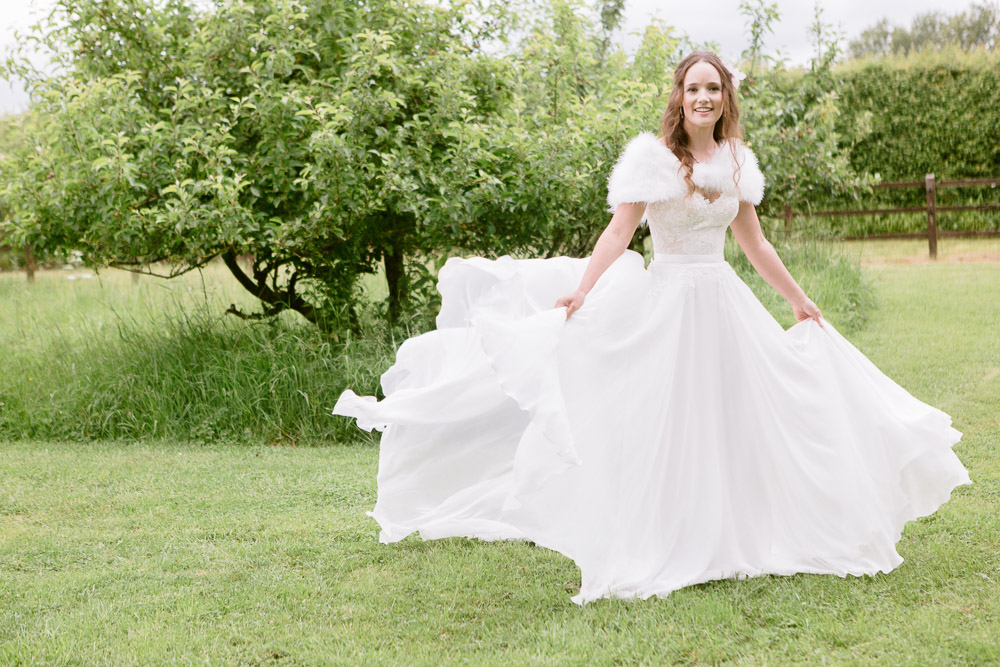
333,133,970,605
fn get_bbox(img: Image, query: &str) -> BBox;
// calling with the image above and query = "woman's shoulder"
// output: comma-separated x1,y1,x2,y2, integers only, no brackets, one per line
617,131,677,163
606,133,685,211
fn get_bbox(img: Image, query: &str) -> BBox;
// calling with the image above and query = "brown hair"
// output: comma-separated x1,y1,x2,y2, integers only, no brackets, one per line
660,50,743,195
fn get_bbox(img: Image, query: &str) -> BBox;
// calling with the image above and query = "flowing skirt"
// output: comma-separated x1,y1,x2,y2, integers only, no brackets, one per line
333,250,970,605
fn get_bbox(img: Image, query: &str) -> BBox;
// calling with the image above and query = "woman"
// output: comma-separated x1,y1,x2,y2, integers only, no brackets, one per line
555,53,822,327
334,51,970,605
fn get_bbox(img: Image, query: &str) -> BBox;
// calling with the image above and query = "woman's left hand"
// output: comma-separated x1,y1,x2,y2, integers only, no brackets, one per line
793,297,824,327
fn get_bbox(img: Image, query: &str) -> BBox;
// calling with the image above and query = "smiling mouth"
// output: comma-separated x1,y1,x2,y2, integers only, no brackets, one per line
694,107,713,113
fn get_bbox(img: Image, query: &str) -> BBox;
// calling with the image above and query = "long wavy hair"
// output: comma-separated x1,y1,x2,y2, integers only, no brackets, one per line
660,50,743,195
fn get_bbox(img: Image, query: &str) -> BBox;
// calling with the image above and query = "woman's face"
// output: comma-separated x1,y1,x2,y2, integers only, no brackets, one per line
681,60,724,130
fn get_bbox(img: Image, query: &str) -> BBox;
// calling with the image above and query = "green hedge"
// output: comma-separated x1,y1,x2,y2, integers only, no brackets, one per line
794,49,1000,236
834,49,1000,181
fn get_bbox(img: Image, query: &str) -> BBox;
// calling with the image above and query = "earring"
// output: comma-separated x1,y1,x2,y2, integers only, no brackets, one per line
680,107,684,119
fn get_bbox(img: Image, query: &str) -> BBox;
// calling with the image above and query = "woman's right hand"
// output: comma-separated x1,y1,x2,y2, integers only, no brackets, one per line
792,296,824,328
555,289,587,320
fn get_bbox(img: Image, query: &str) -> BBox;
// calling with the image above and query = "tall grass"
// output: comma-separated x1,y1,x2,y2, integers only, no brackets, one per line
727,225,877,331
0,264,399,444
1,238,875,444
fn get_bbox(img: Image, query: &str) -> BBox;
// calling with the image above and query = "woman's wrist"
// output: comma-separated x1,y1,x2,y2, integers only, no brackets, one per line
787,291,809,308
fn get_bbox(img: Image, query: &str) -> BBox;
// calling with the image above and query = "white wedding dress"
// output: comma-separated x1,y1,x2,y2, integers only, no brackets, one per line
333,132,970,605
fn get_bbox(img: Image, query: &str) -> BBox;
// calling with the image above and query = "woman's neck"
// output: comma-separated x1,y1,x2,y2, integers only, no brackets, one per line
683,123,719,156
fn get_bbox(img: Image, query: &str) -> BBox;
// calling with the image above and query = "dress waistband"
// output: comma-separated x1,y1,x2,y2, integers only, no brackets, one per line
652,252,725,264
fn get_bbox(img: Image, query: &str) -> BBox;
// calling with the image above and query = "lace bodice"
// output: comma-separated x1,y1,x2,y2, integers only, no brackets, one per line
605,132,765,256
645,193,740,255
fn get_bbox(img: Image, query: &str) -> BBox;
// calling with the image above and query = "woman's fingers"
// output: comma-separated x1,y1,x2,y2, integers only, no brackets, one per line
556,292,585,320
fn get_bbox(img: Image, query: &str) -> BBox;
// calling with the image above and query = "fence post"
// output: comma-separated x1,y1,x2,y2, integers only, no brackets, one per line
925,173,938,259
783,205,793,236
25,245,36,283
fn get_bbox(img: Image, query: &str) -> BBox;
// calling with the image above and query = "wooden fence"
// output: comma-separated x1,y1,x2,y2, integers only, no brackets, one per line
783,174,1000,258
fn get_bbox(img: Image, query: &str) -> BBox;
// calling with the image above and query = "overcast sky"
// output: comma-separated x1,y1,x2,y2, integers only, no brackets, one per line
0,0,984,114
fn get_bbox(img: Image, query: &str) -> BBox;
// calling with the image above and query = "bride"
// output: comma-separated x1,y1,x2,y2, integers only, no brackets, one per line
334,50,970,605
555,54,822,326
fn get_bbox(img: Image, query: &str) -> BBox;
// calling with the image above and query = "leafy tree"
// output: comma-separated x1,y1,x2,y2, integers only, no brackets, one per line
737,2,875,219
0,115,19,239
596,0,626,62
1,0,520,331
849,19,893,60
739,0,780,81
0,113,43,273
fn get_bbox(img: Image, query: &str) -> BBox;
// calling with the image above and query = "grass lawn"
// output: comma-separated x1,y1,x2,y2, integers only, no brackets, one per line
2,246,999,663
840,236,1000,267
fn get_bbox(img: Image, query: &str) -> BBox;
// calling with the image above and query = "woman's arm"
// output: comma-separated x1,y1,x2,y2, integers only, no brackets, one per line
555,202,646,319
729,201,823,326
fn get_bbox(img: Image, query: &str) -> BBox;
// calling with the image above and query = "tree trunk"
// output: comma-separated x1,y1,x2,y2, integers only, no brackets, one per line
383,242,407,323
25,245,36,283
222,250,324,330
546,227,565,258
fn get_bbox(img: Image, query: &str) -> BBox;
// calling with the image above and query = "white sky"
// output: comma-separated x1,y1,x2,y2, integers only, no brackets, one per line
0,0,984,114
618,0,974,64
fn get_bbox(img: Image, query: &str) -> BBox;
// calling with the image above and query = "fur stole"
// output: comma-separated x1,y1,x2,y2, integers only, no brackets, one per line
606,131,765,212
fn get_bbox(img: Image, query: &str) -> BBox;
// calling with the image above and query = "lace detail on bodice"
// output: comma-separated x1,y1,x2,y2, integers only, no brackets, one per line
644,192,739,255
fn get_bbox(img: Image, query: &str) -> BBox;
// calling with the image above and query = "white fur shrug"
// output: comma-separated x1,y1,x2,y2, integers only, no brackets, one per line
606,132,765,212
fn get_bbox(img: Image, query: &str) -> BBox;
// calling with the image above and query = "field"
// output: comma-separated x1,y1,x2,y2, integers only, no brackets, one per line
1,240,998,663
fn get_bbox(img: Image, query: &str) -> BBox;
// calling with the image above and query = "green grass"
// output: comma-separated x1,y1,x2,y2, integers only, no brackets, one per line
1,255,998,663
842,236,1000,265
0,263,396,444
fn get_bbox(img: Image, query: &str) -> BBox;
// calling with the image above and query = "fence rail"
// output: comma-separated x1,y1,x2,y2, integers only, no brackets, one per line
783,174,1000,258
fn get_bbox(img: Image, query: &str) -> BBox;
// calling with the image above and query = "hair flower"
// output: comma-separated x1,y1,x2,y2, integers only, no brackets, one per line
722,59,746,89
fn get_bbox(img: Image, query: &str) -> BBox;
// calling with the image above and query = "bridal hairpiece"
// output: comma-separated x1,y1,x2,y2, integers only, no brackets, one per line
721,58,746,89
720,58,747,88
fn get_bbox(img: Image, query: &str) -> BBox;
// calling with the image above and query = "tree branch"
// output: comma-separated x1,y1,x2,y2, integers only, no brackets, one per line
222,249,321,327
108,254,216,278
